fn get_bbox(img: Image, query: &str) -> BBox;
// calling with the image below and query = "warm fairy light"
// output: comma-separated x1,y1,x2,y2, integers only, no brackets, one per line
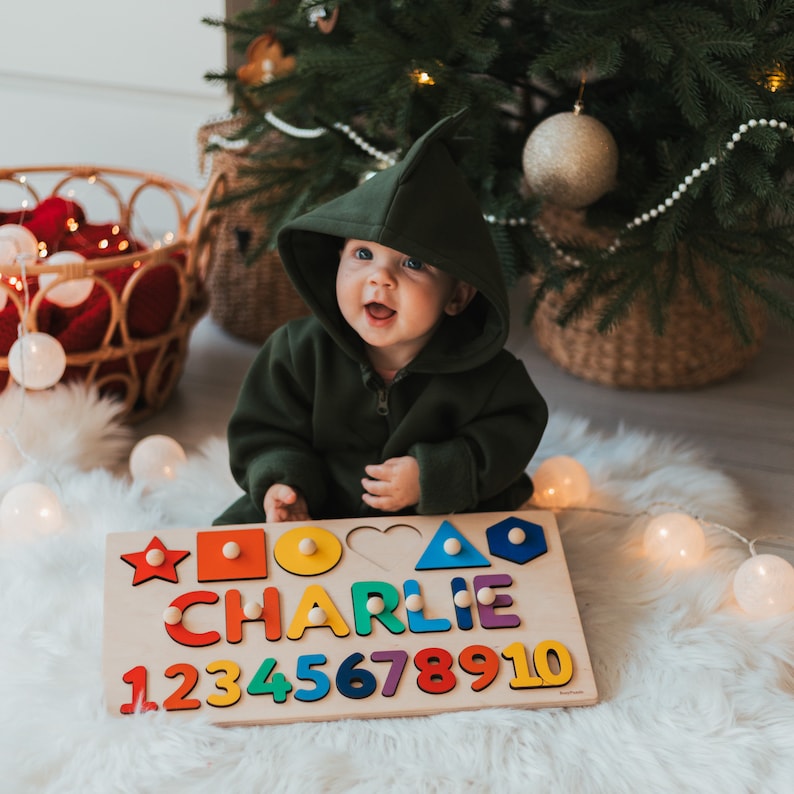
755,62,792,93
163,231,175,244
38,251,93,307
643,512,706,567
98,239,109,249
7,332,67,390
118,240,129,252
410,69,436,86
66,218,79,232
0,482,64,536
112,225,120,234
129,435,187,485
531,455,591,509
733,554,794,617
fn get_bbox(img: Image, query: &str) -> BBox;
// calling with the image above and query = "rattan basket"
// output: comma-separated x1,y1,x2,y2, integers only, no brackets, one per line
531,208,768,390
197,115,309,344
0,165,225,421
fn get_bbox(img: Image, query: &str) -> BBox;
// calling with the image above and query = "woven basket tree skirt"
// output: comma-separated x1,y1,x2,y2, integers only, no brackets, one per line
530,207,767,390
531,279,767,390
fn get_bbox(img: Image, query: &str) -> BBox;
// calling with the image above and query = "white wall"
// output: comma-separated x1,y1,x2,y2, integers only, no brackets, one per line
0,0,230,188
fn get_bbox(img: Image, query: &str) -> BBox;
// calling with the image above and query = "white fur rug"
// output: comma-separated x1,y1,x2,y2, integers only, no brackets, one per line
1,383,792,794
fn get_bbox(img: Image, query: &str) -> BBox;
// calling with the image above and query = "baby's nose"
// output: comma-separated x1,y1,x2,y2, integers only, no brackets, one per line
368,265,396,286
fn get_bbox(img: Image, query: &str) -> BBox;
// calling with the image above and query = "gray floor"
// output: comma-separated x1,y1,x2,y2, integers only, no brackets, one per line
136,282,793,559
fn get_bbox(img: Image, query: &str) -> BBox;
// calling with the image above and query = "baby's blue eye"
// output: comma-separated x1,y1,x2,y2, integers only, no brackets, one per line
404,257,424,270
355,247,373,260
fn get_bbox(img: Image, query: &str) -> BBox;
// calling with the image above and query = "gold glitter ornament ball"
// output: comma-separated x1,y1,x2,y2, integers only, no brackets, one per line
522,111,619,209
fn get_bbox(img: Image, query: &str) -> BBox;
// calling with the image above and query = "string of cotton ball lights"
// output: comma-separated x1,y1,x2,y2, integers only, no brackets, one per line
0,238,70,539
0,223,188,538
530,455,794,619
0,429,188,540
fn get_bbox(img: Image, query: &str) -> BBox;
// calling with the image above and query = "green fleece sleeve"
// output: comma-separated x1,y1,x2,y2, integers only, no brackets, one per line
226,324,330,518
409,355,547,514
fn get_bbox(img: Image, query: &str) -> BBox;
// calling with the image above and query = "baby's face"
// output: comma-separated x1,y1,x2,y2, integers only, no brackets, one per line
335,239,472,371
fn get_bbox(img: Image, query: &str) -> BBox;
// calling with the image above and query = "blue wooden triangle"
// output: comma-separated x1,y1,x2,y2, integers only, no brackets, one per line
415,520,491,570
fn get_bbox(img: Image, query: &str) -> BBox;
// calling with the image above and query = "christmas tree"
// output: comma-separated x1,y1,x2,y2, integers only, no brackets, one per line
203,0,794,341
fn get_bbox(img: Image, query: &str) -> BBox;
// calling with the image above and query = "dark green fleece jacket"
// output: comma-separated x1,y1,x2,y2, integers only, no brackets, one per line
214,112,547,525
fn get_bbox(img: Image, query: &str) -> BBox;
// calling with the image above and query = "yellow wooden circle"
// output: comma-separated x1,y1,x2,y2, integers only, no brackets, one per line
273,525,343,576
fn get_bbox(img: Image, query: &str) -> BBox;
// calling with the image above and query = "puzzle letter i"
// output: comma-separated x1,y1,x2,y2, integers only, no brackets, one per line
102,511,598,725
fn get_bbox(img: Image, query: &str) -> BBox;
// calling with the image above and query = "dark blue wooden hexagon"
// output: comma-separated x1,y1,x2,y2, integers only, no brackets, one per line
485,516,547,564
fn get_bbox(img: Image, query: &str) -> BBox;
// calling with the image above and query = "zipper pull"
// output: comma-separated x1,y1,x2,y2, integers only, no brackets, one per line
376,387,389,416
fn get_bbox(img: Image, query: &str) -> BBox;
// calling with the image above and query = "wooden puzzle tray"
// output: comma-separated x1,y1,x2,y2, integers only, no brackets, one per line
103,510,598,725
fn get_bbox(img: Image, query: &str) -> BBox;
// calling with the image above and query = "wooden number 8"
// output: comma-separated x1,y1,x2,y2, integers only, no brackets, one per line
414,647,456,694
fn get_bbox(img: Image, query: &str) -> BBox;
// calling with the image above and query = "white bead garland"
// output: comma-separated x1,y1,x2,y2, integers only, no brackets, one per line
331,122,398,167
199,114,792,250
199,111,400,175
261,112,399,166
531,117,793,265
264,110,327,140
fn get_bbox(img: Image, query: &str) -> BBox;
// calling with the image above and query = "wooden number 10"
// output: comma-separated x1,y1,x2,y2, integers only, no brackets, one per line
501,640,573,689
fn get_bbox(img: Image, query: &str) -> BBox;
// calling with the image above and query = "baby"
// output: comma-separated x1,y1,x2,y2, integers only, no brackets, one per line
214,111,548,525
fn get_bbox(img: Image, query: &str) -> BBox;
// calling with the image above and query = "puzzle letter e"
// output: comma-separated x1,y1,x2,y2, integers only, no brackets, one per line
102,511,598,725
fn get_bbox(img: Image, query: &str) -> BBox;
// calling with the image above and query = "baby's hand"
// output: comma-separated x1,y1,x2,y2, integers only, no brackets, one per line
361,456,420,512
264,484,310,523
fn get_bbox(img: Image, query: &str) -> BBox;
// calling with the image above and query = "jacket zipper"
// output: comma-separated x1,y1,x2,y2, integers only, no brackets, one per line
376,387,389,416
373,369,406,416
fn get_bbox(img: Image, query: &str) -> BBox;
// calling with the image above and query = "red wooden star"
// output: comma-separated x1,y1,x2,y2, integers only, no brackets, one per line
120,536,190,586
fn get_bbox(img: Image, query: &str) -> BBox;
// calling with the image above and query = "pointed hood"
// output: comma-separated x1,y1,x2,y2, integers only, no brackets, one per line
277,110,509,371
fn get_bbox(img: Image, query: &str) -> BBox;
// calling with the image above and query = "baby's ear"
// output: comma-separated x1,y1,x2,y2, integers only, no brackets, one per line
444,282,477,316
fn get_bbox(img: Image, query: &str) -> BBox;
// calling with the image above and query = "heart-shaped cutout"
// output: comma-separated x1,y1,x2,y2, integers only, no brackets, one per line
345,524,424,571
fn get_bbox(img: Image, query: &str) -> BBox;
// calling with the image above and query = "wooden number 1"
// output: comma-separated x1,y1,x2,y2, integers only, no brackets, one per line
120,666,158,713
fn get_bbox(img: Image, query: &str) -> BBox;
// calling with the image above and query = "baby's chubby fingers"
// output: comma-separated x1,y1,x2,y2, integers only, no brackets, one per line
360,456,420,511
363,462,390,483
264,483,310,523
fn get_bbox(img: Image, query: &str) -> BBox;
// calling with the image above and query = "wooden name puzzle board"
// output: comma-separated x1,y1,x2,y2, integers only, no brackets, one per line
103,510,598,725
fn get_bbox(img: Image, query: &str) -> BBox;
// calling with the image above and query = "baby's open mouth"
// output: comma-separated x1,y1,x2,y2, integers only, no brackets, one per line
366,302,396,320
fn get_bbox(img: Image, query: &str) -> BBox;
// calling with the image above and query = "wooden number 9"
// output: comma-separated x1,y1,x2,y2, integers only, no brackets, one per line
458,644,499,691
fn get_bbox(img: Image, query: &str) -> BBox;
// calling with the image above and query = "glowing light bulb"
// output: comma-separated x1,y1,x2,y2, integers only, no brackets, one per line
0,482,64,536
643,512,706,567
129,435,187,484
38,252,94,307
8,332,67,390
411,70,435,85
531,455,591,508
0,224,39,265
733,554,794,618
